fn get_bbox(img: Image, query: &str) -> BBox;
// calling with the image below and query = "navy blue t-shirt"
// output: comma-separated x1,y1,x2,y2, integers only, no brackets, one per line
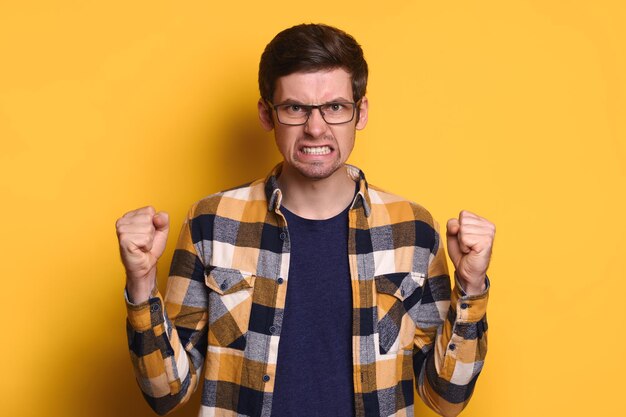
270,205,354,417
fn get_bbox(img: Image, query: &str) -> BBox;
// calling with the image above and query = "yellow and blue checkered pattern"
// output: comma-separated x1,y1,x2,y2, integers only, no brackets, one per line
126,164,489,417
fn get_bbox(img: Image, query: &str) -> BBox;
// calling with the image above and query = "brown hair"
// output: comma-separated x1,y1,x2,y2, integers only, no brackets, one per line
258,24,368,103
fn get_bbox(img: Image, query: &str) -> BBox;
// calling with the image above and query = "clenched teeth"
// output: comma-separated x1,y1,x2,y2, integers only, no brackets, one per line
301,146,331,155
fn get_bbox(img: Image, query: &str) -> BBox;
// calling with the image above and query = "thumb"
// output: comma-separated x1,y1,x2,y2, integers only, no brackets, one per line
153,211,169,231
446,218,462,267
151,211,170,258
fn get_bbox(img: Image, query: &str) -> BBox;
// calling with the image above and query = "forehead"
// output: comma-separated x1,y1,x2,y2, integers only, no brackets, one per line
273,68,353,103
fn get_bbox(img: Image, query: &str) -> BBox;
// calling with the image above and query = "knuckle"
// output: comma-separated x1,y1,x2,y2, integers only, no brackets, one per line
123,208,138,218
134,214,152,225
118,236,132,249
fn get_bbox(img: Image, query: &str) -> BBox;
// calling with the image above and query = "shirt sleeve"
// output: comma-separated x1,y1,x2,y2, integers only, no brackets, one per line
413,221,489,417
125,204,209,415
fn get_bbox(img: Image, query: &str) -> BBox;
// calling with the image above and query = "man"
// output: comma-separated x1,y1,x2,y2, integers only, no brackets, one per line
116,24,494,417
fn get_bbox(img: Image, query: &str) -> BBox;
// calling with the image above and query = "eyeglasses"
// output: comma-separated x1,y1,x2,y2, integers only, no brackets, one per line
269,101,358,126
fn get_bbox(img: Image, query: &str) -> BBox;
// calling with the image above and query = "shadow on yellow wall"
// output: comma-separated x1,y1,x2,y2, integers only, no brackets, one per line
65,109,277,417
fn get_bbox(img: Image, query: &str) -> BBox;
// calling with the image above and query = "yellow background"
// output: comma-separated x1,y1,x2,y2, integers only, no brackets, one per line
1,1,624,416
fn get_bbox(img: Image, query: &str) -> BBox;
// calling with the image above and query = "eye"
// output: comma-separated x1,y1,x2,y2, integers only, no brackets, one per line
328,103,344,112
287,104,304,113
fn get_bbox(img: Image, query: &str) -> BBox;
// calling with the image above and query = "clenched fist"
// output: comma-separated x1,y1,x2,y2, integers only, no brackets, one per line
115,206,170,304
446,210,495,296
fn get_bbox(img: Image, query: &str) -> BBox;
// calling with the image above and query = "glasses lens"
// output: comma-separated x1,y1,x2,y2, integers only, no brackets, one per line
277,104,309,125
320,102,355,124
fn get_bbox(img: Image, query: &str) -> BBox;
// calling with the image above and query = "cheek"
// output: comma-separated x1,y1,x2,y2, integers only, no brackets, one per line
337,131,356,154
274,139,288,157
342,142,355,159
274,131,297,155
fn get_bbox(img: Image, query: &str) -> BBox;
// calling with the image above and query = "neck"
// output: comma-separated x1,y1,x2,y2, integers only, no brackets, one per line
277,164,356,220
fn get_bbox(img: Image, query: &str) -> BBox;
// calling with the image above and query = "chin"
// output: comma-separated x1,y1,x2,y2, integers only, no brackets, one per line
295,162,344,181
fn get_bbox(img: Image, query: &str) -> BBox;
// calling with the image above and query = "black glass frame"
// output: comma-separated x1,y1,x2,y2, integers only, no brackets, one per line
268,101,358,126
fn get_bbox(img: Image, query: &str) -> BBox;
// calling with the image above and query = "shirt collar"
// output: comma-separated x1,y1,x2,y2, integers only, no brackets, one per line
264,163,372,217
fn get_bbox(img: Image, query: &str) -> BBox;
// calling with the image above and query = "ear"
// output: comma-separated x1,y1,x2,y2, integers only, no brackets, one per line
258,99,274,131
355,96,369,130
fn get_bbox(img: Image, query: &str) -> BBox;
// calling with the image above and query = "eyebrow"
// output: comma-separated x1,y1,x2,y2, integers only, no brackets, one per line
275,97,353,105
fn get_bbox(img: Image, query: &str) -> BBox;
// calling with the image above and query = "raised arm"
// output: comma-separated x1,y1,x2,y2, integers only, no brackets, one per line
414,211,494,417
117,205,208,415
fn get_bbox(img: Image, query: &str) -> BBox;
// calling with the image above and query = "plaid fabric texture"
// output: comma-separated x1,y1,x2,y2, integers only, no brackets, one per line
126,164,489,417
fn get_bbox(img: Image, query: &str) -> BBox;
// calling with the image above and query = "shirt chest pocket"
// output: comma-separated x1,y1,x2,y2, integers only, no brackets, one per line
374,271,425,354
205,266,256,351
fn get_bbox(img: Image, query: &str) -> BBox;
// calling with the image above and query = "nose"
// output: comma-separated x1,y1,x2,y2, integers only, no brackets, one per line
303,107,328,137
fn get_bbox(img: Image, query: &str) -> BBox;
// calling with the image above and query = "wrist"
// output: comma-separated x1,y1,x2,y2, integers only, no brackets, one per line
456,272,487,296
463,282,486,296
125,270,156,304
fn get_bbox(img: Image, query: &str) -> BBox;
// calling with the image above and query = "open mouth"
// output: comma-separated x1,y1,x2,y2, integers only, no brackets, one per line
301,145,332,155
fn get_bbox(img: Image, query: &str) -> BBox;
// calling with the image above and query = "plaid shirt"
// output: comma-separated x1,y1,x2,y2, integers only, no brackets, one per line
126,164,489,417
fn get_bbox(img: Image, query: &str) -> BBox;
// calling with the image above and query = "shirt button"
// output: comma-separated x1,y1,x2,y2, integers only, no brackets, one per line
220,282,227,291
277,277,284,284
150,304,160,313
269,326,277,334
461,303,469,309
449,344,456,351
262,374,271,382
279,232,287,240
400,289,405,297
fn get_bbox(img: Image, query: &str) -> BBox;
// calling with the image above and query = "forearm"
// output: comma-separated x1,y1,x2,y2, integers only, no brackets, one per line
415,277,489,417
126,289,205,415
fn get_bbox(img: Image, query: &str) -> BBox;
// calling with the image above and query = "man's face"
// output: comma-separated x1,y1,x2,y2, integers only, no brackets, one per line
258,68,368,181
